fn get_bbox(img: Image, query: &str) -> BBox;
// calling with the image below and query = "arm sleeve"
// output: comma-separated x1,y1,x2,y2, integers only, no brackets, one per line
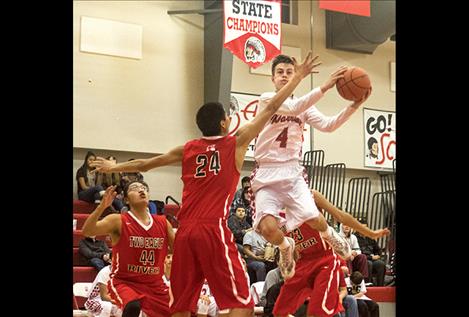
258,88,324,116
304,105,357,132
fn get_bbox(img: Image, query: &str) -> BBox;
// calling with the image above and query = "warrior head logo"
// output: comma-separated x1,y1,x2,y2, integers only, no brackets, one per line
244,37,266,63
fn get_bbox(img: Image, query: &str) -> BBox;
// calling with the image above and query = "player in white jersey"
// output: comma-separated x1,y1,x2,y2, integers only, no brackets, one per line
251,55,371,280
84,265,122,317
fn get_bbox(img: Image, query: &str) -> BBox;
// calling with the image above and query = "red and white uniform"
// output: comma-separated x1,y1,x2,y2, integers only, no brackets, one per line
109,212,170,317
85,265,122,317
251,89,356,231
273,223,343,317
170,135,253,314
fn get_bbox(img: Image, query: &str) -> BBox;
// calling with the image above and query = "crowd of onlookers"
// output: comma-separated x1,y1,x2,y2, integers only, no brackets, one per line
75,152,395,317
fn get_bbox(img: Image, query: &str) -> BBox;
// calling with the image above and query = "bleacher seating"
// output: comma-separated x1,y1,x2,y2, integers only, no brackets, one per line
73,213,89,230
73,199,96,214
366,286,395,302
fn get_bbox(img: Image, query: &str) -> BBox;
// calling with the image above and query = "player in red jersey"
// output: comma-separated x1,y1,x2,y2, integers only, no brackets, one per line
82,181,175,317
90,52,322,317
273,190,389,317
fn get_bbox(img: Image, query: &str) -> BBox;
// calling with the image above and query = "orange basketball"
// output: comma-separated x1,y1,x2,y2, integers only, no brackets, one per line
336,67,371,101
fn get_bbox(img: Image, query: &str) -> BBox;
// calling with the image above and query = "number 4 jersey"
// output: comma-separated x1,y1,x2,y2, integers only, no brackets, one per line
254,90,356,165
179,135,239,222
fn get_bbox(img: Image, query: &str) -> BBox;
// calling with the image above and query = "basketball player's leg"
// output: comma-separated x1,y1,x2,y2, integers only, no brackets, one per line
253,187,296,279
286,177,350,259
201,223,253,317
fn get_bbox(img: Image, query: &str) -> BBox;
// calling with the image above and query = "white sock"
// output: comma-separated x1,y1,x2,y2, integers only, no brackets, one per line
278,237,290,250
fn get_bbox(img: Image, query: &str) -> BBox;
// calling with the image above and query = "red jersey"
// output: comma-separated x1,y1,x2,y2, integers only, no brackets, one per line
178,135,239,222
110,212,168,286
287,223,333,259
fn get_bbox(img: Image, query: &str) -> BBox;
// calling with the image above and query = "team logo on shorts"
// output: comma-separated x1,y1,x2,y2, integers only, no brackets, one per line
244,37,266,63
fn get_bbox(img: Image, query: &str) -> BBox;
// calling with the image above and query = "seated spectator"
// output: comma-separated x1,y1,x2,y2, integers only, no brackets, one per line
197,280,218,317
345,271,380,317
258,248,282,307
120,158,144,189
230,186,253,226
76,151,105,204
355,218,386,286
227,207,252,252
243,230,277,284
232,176,251,203
339,224,369,283
79,235,112,272
335,264,358,317
84,264,122,317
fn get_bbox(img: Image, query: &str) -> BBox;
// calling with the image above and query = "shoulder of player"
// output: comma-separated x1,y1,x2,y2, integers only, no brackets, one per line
259,91,275,100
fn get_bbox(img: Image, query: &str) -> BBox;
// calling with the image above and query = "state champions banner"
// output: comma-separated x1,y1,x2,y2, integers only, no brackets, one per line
223,0,282,68
229,92,311,159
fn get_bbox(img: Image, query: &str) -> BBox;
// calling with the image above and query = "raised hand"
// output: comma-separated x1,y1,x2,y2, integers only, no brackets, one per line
350,86,372,109
369,227,391,240
99,185,117,209
89,157,115,173
292,51,322,80
320,65,348,93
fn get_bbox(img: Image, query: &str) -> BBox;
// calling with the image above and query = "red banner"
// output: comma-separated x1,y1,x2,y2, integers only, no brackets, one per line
319,0,371,17
223,0,282,69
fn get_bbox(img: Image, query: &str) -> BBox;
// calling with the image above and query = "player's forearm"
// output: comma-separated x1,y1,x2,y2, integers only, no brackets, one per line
337,212,376,238
82,205,107,237
108,159,148,173
279,87,324,115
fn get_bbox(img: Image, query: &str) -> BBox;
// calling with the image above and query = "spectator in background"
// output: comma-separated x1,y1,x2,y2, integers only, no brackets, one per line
243,229,277,284
98,155,126,213
258,248,282,307
76,151,105,204
232,176,251,203
336,264,358,317
230,186,254,226
339,224,369,283
78,235,112,272
120,158,144,189
355,219,386,286
345,271,379,317
84,264,122,317
228,207,252,253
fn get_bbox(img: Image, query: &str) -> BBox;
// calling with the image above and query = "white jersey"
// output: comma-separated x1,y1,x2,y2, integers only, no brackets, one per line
87,265,111,301
254,88,357,165
85,265,122,317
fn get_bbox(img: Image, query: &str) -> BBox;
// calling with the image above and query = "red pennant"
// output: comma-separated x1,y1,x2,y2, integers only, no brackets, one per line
319,0,371,17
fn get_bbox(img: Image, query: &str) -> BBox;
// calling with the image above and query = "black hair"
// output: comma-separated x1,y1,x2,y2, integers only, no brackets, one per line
82,151,96,169
76,151,96,184
350,271,364,285
196,102,227,136
274,247,280,264
241,176,251,185
123,180,150,198
358,217,368,225
271,54,294,75
367,137,378,150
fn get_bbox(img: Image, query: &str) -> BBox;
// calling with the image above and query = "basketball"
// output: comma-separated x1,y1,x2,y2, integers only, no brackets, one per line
336,67,371,101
